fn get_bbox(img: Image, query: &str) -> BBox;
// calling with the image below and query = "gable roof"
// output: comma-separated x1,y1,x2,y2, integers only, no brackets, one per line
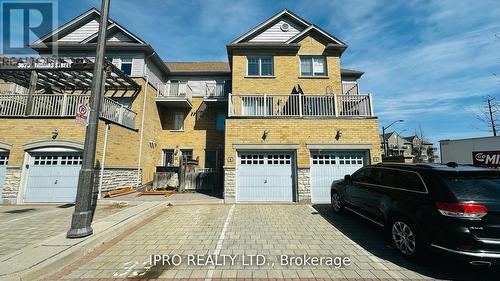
32,8,144,46
165,62,230,75
230,9,347,47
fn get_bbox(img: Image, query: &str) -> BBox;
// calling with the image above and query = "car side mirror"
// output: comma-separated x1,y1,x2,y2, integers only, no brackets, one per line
344,174,352,183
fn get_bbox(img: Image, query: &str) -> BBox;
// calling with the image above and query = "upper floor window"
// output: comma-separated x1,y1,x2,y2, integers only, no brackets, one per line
172,112,184,131
120,58,133,75
300,56,327,77
247,56,273,76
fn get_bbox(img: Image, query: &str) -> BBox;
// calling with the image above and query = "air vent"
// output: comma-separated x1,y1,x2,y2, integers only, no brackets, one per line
280,22,290,32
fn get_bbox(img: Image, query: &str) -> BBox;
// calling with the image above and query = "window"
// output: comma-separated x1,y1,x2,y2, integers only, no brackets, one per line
247,56,273,76
172,112,184,131
300,56,327,77
120,58,132,75
440,174,500,200
163,149,174,166
216,112,226,131
181,149,193,162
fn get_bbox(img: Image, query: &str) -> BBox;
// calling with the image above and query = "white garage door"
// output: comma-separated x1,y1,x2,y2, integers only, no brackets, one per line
0,152,8,199
237,152,294,202
24,153,82,203
310,151,366,203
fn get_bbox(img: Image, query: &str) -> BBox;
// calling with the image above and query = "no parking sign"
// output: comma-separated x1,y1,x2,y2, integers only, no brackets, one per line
75,104,90,125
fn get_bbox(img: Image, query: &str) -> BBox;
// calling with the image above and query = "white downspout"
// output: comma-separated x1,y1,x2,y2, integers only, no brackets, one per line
136,52,155,189
98,123,110,199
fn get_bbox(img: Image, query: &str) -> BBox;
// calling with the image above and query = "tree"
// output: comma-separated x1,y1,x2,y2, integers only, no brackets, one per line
469,95,499,136
410,126,436,163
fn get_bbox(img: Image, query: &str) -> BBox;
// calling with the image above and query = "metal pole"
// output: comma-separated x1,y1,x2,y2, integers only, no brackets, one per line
98,123,110,199
382,126,386,157
67,0,110,238
488,98,497,136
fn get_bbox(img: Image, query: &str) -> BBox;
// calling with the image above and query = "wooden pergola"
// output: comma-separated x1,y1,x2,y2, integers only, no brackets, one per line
0,57,141,97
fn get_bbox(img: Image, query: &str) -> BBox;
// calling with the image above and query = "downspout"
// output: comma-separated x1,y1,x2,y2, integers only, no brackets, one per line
97,123,110,199
136,52,155,189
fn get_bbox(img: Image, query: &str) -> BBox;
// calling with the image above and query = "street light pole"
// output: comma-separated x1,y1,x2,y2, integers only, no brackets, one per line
381,119,404,158
67,0,111,238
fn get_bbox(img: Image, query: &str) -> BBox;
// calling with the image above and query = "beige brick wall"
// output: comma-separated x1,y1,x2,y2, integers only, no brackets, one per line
158,98,225,168
224,118,382,168
232,34,342,94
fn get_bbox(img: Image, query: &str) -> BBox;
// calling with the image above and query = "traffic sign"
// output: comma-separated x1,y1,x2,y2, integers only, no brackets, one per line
75,103,90,125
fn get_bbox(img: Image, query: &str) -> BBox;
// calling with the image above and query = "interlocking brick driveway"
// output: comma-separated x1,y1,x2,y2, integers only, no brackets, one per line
50,204,499,280
0,203,131,257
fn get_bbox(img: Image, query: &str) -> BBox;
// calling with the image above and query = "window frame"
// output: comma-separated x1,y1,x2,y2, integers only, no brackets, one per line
163,149,175,166
352,167,429,194
299,56,327,77
246,56,274,77
181,149,193,162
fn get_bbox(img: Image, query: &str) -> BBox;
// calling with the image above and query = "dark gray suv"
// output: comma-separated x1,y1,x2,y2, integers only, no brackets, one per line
330,163,500,266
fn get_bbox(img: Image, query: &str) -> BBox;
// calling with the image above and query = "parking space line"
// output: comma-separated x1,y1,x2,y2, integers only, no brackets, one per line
205,204,235,281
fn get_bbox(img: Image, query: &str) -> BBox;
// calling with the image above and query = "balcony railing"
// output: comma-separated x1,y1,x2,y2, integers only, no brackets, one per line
205,82,227,99
156,81,193,101
228,93,373,117
0,93,137,129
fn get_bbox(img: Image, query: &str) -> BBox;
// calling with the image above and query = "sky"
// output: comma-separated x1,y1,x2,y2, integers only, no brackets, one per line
24,1,500,146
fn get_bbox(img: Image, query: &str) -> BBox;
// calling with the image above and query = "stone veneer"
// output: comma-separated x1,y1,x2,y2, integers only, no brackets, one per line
1,167,21,204
224,168,236,203
95,168,141,192
297,168,311,203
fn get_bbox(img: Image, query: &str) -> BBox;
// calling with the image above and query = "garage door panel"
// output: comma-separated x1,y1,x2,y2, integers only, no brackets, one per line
25,153,81,203
311,151,366,203
237,152,294,202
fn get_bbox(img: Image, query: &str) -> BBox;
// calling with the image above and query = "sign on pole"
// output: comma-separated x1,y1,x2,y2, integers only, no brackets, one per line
75,103,90,125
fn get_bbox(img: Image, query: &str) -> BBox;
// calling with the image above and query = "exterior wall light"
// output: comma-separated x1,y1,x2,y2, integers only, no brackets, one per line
262,130,269,140
335,130,343,140
51,129,59,139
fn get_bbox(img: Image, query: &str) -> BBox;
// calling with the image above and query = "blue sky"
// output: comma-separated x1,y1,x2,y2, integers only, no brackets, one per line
31,1,500,145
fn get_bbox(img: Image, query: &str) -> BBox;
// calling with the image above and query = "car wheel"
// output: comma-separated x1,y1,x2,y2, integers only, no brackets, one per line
331,192,344,213
391,220,420,258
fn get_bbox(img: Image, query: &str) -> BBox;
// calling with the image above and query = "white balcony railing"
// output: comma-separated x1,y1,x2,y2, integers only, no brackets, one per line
156,81,193,101
228,93,373,117
205,82,227,98
0,93,137,129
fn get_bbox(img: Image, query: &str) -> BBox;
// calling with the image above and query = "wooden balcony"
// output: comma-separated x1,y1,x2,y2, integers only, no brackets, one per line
228,93,374,118
156,82,193,108
0,93,137,129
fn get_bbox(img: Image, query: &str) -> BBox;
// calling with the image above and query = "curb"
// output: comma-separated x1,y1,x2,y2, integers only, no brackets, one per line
0,201,167,281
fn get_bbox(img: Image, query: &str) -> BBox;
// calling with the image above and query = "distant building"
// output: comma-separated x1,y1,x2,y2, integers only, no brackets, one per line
440,136,500,168
381,132,436,163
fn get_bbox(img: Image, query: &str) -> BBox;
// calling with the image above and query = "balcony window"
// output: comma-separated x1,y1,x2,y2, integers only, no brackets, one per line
300,56,327,77
172,112,184,131
247,56,273,76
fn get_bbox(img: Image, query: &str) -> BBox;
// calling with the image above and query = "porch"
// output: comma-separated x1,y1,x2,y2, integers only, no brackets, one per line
228,93,374,117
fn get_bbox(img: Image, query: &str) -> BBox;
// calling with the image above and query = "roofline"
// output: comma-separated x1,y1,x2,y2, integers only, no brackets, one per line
231,9,311,44
34,8,111,44
167,71,231,76
80,22,145,44
285,24,346,46
439,135,500,143
341,68,364,78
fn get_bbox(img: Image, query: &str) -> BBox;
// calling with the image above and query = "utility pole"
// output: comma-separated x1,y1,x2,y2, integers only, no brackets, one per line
381,120,404,157
487,98,497,136
67,0,110,238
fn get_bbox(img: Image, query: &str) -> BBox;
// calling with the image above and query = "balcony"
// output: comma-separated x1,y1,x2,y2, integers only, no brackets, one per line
205,82,228,100
228,93,373,117
0,93,137,129
156,82,193,108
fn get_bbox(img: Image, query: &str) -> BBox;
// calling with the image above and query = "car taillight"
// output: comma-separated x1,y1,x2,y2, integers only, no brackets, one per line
436,202,488,219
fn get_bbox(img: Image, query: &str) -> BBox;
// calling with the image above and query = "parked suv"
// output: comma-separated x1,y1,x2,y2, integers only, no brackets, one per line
330,163,500,266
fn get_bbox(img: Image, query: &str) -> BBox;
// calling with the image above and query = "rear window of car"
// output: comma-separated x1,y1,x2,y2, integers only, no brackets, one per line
352,167,427,192
440,173,500,201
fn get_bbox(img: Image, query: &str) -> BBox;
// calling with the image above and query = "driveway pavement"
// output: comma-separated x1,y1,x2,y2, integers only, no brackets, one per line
45,204,499,280
0,203,132,257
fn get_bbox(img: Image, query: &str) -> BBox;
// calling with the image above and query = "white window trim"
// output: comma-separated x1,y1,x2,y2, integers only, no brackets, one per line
246,56,274,77
299,56,328,77
112,57,133,75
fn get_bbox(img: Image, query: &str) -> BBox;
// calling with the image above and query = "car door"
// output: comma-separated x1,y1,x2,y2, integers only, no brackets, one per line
345,167,375,212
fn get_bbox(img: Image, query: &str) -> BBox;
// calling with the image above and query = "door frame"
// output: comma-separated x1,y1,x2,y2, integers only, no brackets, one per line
235,149,298,203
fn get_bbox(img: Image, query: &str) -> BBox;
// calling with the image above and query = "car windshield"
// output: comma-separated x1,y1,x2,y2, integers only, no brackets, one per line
440,173,500,201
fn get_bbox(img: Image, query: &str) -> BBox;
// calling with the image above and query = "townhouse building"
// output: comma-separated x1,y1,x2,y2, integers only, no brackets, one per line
0,8,381,204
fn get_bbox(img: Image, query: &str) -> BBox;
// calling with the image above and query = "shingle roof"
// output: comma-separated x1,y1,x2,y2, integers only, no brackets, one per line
341,68,364,78
165,62,230,74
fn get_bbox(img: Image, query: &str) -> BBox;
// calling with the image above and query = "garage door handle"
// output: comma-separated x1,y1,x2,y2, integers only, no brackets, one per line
54,180,58,184
264,180,267,184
